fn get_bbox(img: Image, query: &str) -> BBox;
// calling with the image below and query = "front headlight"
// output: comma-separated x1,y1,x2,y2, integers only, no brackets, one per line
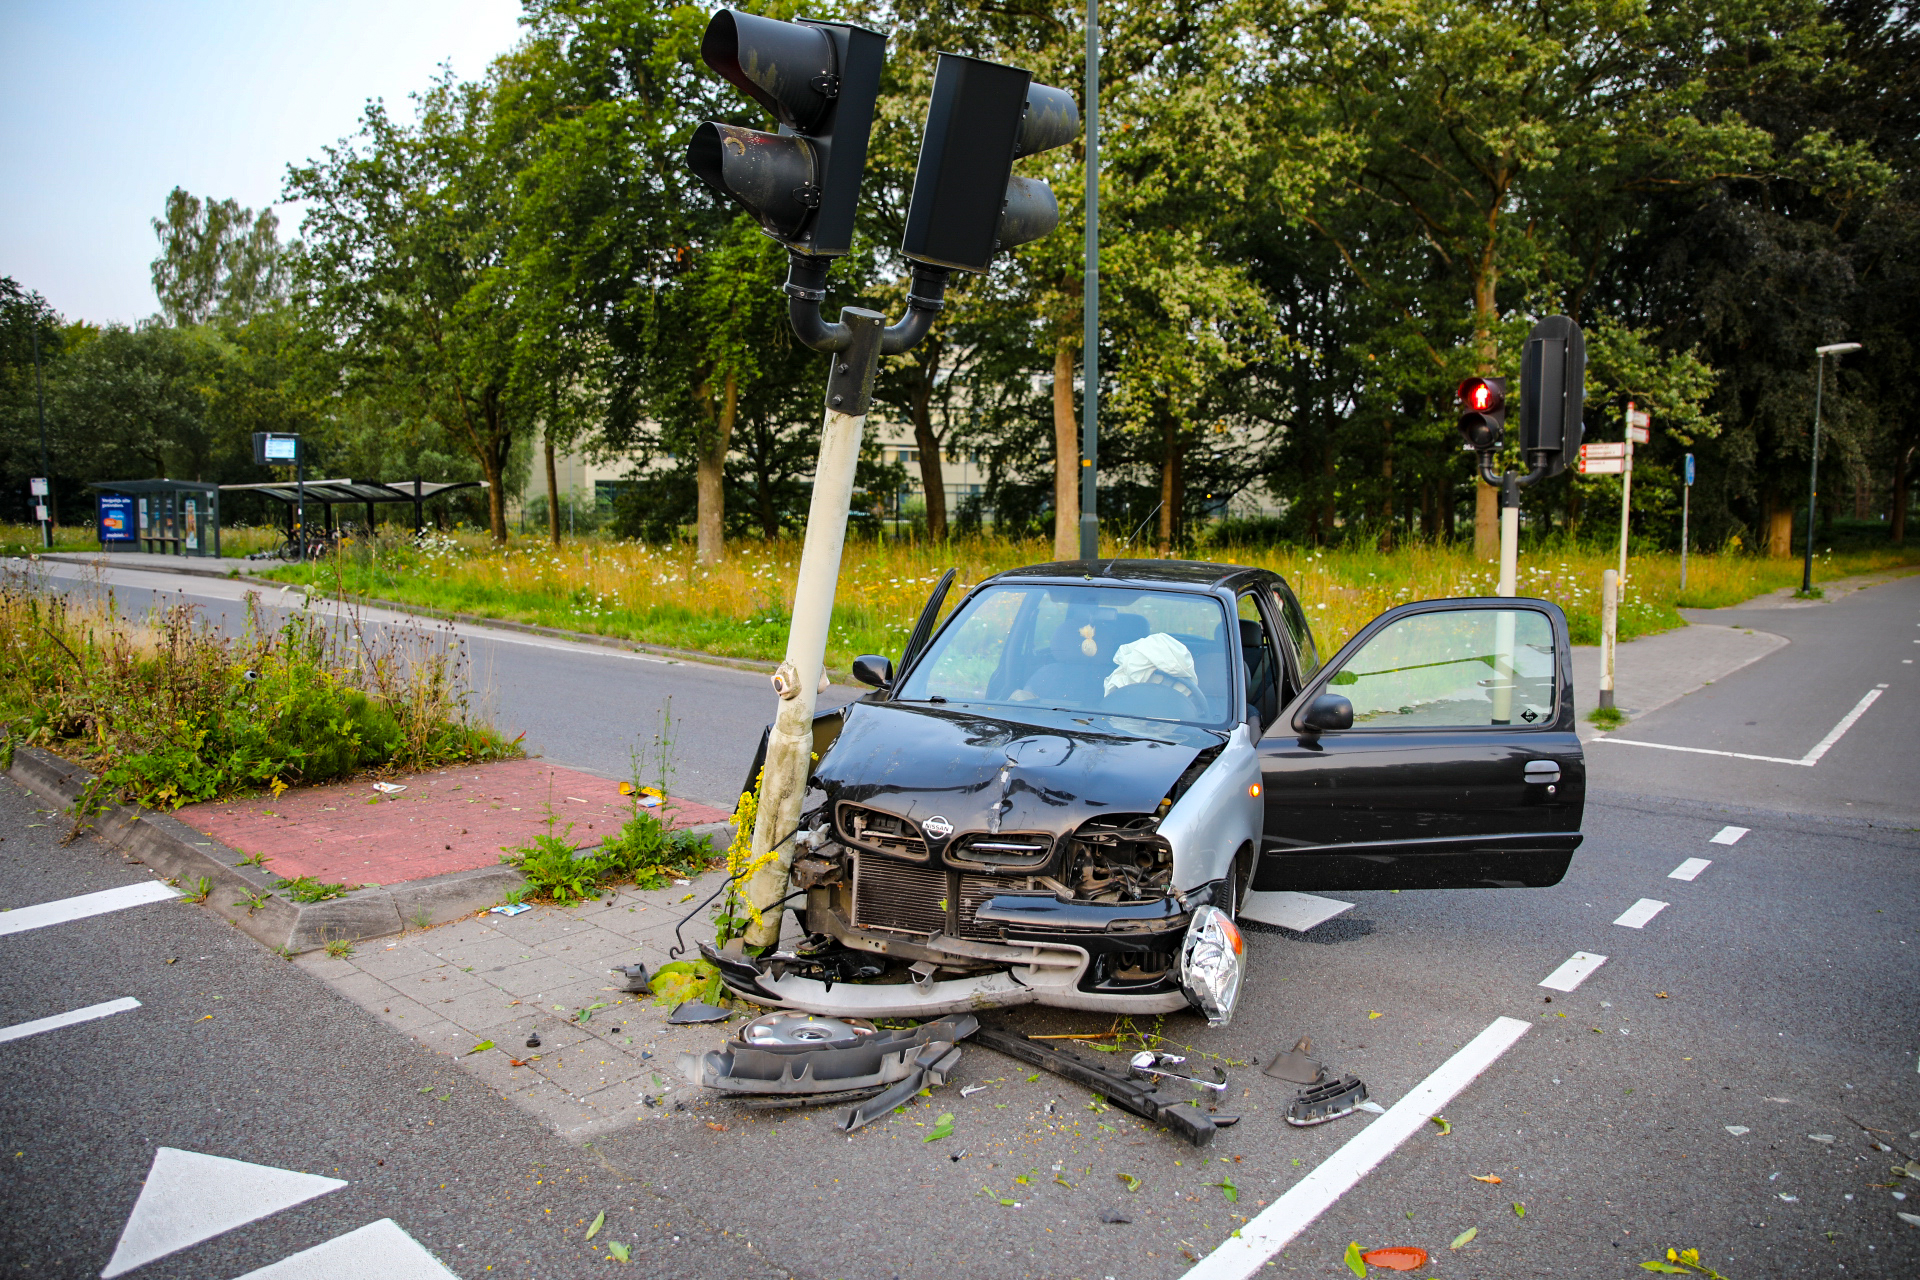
1178,904,1246,1028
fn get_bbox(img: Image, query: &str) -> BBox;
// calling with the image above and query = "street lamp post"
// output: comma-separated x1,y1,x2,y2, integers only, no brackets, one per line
1804,342,1862,594
1077,0,1101,560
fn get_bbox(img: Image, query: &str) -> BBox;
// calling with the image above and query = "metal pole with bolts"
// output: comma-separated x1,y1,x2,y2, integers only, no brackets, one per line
1077,0,1101,561
1804,342,1860,594
1680,453,1693,593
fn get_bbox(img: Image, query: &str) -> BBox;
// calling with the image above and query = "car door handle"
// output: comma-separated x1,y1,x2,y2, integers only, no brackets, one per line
1523,760,1561,785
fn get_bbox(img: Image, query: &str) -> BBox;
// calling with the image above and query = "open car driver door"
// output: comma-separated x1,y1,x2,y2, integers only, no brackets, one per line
1253,598,1585,892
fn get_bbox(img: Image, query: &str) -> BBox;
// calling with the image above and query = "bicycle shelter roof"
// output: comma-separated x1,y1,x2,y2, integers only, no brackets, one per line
217,479,486,506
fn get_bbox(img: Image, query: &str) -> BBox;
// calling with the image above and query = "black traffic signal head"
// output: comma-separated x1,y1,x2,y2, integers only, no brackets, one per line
1456,377,1508,453
899,53,1079,273
1518,315,1586,477
687,11,885,257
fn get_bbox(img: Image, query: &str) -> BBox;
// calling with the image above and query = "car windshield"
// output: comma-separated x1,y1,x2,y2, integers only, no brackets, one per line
895,584,1233,727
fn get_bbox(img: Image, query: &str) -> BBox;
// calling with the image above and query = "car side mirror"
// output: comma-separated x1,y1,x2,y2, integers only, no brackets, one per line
1294,692,1353,737
851,654,894,690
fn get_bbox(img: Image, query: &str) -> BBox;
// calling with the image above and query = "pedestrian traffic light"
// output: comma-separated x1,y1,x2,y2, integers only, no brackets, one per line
1518,315,1586,477
899,53,1079,274
687,11,885,258
1456,377,1508,453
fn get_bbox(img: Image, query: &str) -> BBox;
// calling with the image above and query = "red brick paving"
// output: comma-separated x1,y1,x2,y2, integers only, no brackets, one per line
177,758,731,887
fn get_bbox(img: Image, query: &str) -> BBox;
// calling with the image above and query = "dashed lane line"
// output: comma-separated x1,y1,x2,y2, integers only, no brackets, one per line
0,996,140,1045
1613,898,1670,929
1669,857,1713,881
1710,826,1749,845
1539,951,1608,992
0,880,179,937
1179,1017,1532,1280
1590,687,1883,767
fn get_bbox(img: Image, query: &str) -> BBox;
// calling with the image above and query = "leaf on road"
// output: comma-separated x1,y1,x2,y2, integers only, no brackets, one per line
585,1211,604,1240
1343,1241,1367,1277
1430,1115,1451,1135
606,1240,630,1262
924,1112,955,1142
1471,1174,1502,1184
1359,1246,1428,1271
1367,1010,1383,1019
1513,1202,1527,1217
1450,1226,1478,1250
466,1040,494,1055
1213,1177,1238,1203
1655,991,1669,998
1118,1172,1141,1192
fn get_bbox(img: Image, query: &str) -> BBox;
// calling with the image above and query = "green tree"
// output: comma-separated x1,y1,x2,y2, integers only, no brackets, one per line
150,188,290,327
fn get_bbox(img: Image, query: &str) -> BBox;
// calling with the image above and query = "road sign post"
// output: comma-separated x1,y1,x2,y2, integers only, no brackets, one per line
1598,569,1619,712
1681,453,1694,591
1619,404,1649,583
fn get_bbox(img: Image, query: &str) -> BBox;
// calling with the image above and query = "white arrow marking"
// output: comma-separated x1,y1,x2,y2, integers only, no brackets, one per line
232,1219,461,1279
101,1149,346,1277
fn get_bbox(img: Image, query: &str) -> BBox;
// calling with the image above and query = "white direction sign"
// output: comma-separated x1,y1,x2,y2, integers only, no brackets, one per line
1578,455,1626,475
1582,441,1627,460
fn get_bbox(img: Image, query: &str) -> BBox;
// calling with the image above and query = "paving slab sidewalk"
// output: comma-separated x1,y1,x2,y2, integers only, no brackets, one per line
176,757,731,887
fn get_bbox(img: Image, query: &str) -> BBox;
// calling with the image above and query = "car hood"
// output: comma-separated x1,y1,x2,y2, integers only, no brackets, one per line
813,700,1220,840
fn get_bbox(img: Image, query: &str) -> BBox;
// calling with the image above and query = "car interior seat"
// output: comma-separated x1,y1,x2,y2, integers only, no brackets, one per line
1021,609,1148,708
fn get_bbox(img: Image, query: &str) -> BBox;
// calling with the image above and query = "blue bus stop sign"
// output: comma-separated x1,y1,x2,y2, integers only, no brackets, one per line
1684,453,1695,486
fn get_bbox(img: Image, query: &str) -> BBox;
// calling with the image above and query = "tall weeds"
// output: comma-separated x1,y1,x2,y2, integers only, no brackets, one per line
0,563,516,809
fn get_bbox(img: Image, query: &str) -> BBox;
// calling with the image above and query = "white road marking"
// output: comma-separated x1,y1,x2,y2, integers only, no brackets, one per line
1179,1017,1531,1280
1669,857,1712,881
0,996,140,1045
1591,688,1883,766
1238,891,1354,932
1614,898,1670,929
1539,951,1608,992
0,880,178,937
102,1148,347,1277
232,1219,461,1279
1710,826,1749,845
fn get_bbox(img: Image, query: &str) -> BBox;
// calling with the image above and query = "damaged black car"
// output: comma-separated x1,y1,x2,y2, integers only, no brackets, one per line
714,559,1584,1028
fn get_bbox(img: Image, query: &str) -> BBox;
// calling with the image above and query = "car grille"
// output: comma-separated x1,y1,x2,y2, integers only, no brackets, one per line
849,858,1008,942
948,832,1052,870
838,804,929,861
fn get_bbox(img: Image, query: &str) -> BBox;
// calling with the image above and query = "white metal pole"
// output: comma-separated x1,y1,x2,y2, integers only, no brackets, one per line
1617,402,1633,584
1598,568,1618,712
743,396,871,949
1497,502,1518,597
1680,480,1690,593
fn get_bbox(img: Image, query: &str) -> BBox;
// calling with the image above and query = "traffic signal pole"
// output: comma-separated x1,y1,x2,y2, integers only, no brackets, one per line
688,11,1077,950
1077,0,1100,561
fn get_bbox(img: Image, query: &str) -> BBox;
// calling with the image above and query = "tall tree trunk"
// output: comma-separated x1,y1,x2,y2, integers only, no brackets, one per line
544,428,561,548
910,345,947,540
1893,445,1912,544
1157,417,1177,557
1472,266,1499,560
1053,337,1080,559
1765,485,1794,557
696,372,737,565
482,392,509,544
1378,421,1395,550
1320,397,1337,540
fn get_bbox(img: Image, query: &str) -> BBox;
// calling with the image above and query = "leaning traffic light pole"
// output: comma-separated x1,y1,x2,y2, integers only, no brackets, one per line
689,11,1077,949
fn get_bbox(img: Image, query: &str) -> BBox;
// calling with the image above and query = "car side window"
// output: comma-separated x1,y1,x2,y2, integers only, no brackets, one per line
1273,586,1320,680
1324,608,1557,729
1237,593,1281,729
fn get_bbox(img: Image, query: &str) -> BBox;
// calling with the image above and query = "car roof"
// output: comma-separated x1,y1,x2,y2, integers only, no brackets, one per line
984,558,1271,592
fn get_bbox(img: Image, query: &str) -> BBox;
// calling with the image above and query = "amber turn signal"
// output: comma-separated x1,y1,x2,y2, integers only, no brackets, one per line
1248,784,1262,798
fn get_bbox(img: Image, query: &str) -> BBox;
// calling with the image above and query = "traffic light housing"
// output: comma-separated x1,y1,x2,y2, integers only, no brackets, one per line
1456,377,1508,453
1518,315,1586,477
899,53,1079,273
687,11,885,258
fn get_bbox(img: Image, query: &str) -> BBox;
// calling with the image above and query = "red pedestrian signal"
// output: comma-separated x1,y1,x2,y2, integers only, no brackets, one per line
1456,377,1508,452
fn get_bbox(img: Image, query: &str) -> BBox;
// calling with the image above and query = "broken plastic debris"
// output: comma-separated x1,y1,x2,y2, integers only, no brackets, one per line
611,963,650,993
1263,1036,1325,1085
371,782,407,794
667,1000,729,1025
1287,1075,1368,1127
490,903,532,917
1725,1126,1751,1136
1178,905,1246,1028
961,1084,988,1097
1359,1246,1428,1271
1099,1209,1132,1224
1808,1134,1836,1143
1356,1100,1386,1115
1900,1212,1920,1228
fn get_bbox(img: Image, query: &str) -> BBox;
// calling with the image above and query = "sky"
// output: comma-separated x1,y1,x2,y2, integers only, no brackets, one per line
0,0,526,326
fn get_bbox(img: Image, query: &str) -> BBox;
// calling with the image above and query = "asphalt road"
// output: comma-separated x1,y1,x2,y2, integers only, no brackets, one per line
4,557,1917,1279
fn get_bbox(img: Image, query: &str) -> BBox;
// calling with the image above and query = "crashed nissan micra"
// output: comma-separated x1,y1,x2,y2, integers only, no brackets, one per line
711,559,1586,1027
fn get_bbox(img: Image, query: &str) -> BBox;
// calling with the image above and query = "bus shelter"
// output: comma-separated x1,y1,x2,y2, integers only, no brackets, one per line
218,478,487,542
90,479,222,557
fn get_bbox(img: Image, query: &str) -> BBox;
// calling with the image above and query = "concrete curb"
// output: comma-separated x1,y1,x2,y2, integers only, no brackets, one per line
4,741,739,954
4,743,527,952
